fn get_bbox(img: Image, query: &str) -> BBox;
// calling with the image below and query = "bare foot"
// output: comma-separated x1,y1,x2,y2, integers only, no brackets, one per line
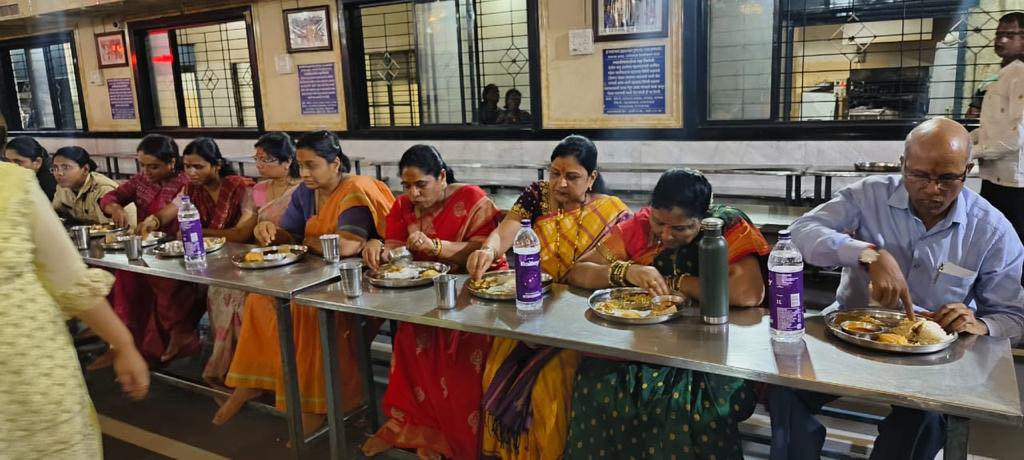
361,436,392,457
212,387,262,425
161,332,195,362
86,350,116,370
417,448,442,460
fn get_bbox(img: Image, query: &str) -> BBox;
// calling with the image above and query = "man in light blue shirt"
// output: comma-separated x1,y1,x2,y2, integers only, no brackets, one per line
769,117,1024,460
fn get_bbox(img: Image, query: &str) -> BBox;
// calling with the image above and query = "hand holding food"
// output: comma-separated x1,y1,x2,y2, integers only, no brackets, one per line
467,247,496,280
254,221,278,246
407,231,435,255
137,215,160,237
362,239,388,271
867,250,915,318
625,265,670,296
931,303,988,335
109,207,130,229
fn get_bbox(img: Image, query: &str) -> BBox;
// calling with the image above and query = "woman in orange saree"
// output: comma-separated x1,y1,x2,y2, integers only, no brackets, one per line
216,131,393,434
465,135,631,460
360,145,504,460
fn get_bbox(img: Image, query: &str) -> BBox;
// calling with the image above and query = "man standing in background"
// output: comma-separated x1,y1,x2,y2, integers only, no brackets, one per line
973,12,1024,248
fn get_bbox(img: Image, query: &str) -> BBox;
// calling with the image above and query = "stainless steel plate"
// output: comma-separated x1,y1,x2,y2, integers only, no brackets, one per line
100,232,165,250
467,270,553,300
366,261,450,288
231,245,308,269
854,162,900,172
825,308,957,354
587,287,689,325
151,237,227,258
80,223,129,238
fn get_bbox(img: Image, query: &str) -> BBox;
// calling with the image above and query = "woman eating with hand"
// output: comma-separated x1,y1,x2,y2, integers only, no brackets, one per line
563,169,770,459
361,145,504,460
97,134,205,367
221,131,393,435
51,146,130,225
4,136,58,201
136,137,255,386
465,135,631,460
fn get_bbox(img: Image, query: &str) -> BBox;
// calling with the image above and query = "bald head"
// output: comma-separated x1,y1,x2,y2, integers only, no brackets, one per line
903,117,972,166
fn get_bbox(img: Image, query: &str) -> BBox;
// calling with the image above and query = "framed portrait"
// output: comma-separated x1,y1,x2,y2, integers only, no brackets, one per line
95,31,128,68
283,6,333,53
592,0,668,42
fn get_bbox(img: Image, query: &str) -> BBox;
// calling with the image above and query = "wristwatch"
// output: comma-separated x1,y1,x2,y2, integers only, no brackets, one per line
858,246,880,269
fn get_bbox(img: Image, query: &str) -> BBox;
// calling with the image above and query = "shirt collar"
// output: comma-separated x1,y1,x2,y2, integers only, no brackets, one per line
888,178,968,228
74,173,96,199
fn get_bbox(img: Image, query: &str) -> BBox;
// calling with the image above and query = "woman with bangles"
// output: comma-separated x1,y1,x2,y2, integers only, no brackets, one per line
564,168,770,459
361,145,505,460
216,131,393,435
465,135,631,459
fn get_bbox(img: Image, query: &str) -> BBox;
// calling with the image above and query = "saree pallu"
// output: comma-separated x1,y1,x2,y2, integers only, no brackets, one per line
564,205,770,459
374,185,502,460
226,176,393,413
482,195,630,460
563,359,756,460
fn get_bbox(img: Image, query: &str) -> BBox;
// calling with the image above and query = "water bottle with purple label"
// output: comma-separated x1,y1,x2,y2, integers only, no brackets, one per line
769,229,804,341
513,219,543,311
178,195,207,271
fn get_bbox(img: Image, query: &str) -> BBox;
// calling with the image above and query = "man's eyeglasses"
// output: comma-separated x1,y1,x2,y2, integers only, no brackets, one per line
902,167,969,191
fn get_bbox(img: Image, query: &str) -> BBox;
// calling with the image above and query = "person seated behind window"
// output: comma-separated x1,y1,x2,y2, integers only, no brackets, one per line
51,146,133,225
496,88,532,125
768,117,1024,460
480,83,501,125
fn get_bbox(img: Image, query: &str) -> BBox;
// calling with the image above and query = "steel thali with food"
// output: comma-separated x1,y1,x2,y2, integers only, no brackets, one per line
467,270,553,300
151,237,227,258
101,232,166,250
825,308,957,354
231,245,309,269
587,287,691,325
365,261,450,288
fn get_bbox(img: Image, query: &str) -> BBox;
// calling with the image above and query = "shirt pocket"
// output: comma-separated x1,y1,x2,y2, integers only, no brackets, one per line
932,271,975,305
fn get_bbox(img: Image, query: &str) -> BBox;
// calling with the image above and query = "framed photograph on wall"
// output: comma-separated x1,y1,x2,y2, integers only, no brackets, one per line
95,31,128,68
592,0,668,42
283,6,333,53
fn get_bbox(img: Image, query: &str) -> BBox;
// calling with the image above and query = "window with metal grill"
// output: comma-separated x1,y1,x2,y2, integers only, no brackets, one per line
349,0,535,128
0,33,85,131
133,9,261,130
707,0,1017,123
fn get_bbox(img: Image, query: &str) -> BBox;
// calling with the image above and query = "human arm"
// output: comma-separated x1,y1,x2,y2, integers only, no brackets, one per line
671,255,765,307
466,216,521,279
957,228,1024,342
254,188,305,246
100,178,139,228
204,190,258,243
566,241,670,295
137,202,178,236
30,182,149,400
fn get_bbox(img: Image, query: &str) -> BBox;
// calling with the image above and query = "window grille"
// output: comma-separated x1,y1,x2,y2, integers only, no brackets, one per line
1,36,84,131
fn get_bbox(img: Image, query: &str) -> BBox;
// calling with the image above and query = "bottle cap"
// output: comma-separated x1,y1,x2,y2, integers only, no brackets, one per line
520,219,531,227
700,217,724,231
778,229,791,238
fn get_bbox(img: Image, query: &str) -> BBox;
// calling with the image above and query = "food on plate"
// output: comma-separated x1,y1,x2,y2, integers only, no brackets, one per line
381,265,422,280
104,233,118,244
915,320,951,345
876,333,910,345
834,312,887,327
244,251,265,263
420,269,440,279
469,275,515,296
593,292,678,319
277,244,293,255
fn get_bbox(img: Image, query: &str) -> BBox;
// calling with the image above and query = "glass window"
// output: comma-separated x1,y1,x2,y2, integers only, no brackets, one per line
1,35,84,131
354,0,534,128
706,1,1013,122
139,17,259,129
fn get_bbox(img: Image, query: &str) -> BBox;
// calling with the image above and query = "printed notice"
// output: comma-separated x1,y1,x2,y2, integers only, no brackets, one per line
603,46,665,115
298,63,338,115
107,78,136,120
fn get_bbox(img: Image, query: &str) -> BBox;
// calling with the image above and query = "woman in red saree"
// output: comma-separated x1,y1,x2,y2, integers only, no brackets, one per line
138,138,256,385
361,145,504,460
98,134,205,366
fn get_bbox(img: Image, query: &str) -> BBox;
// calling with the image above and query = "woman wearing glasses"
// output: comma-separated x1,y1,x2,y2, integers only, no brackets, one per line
51,146,131,225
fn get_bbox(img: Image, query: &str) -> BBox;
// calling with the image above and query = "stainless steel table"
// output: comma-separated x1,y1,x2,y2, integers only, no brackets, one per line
82,241,340,459
296,277,1022,460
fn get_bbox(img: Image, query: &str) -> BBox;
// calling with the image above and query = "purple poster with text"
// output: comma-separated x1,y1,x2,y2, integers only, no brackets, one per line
298,63,338,115
107,78,136,120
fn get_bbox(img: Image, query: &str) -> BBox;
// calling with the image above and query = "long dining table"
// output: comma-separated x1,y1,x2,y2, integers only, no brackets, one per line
296,276,1023,460
81,239,1023,460
81,240,341,459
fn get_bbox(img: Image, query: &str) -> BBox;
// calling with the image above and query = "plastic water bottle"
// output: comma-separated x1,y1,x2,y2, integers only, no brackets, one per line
178,195,207,271
769,229,804,341
513,219,543,311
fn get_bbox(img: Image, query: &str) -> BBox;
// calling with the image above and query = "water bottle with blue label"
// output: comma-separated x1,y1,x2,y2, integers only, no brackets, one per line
178,195,207,271
769,229,804,341
513,219,543,312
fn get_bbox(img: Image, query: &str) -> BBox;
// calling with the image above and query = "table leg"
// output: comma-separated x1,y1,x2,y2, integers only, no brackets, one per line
274,298,307,459
825,177,833,202
943,415,969,460
113,159,122,180
239,162,246,178
793,175,803,206
374,164,383,181
317,309,347,459
785,176,794,205
353,314,381,429
354,160,362,175
105,157,113,177
537,168,545,181
813,176,822,204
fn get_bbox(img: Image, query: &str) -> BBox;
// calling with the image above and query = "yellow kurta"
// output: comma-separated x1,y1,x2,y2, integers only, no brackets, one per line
0,163,114,458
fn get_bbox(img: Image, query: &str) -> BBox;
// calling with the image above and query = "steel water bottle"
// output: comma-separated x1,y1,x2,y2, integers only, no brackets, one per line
698,217,729,324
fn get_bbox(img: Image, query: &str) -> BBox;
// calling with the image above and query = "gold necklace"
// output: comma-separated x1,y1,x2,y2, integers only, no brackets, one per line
552,196,588,280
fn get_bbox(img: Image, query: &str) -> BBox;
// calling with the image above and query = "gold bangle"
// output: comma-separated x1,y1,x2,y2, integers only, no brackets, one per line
674,273,690,292
433,238,443,257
